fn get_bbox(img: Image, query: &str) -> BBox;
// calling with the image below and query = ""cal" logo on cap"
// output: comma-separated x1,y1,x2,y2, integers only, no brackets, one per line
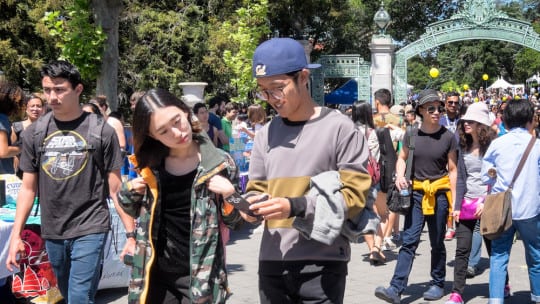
255,65,267,76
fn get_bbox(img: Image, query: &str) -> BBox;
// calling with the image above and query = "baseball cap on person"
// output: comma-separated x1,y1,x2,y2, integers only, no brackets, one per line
461,102,492,126
252,38,321,78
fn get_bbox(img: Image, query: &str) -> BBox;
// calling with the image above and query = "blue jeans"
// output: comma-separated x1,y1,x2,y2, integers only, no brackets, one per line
46,233,107,304
390,191,448,294
489,213,540,304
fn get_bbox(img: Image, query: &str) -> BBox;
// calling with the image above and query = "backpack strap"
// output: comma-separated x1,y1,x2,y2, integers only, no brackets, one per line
32,112,54,167
86,113,106,176
404,125,418,180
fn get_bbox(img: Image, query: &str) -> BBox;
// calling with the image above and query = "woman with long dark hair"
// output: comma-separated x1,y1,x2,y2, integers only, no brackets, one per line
351,100,386,264
445,103,499,304
117,88,245,303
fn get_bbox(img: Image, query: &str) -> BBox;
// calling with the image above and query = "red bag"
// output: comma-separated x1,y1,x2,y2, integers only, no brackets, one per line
11,224,63,303
366,129,381,186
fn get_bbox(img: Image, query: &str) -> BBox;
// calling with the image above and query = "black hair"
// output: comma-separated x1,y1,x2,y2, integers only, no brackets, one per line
208,94,229,109
192,102,207,114
82,103,101,115
374,88,392,107
503,99,534,129
0,82,23,115
133,88,201,169
351,100,375,130
40,60,82,89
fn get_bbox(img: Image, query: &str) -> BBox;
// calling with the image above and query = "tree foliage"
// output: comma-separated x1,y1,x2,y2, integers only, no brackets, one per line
3,0,540,102
0,0,58,91
41,0,107,82
222,0,269,102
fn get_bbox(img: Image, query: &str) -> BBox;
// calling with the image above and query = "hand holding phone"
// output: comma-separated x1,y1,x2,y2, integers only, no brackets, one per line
226,193,268,218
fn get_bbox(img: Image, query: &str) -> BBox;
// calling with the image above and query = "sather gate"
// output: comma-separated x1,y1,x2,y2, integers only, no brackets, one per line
394,0,540,102
311,0,540,105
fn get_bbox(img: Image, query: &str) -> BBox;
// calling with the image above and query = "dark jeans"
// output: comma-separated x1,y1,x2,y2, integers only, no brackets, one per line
259,270,346,304
453,219,477,294
390,191,448,294
147,265,190,304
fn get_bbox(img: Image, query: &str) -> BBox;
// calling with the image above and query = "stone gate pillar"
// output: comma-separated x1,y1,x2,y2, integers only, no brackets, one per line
370,36,395,102
370,3,395,103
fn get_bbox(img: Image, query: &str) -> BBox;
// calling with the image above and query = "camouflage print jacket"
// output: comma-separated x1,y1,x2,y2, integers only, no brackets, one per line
118,135,243,304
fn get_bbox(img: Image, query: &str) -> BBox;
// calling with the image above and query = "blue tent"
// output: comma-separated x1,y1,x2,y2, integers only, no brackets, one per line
324,79,358,104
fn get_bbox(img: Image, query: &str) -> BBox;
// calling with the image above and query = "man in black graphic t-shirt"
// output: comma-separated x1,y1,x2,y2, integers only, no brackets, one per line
7,60,135,303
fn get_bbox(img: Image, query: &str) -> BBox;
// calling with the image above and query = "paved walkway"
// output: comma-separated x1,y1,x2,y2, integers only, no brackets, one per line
96,220,534,303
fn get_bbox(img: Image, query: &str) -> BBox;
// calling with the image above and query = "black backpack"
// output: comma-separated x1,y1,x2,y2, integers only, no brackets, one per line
375,128,398,193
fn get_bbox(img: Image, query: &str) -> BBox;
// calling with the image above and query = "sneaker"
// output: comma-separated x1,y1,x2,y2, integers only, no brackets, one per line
445,228,456,241
504,284,512,298
374,286,401,304
383,237,398,251
466,266,477,278
423,285,444,301
445,292,464,304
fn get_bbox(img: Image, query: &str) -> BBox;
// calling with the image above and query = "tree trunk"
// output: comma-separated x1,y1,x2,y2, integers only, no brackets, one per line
91,0,123,111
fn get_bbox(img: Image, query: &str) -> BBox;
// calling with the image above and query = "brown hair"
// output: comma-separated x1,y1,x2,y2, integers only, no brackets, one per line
247,104,266,125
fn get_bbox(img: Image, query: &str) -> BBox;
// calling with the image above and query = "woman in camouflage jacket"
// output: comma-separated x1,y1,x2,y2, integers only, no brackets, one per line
117,89,244,304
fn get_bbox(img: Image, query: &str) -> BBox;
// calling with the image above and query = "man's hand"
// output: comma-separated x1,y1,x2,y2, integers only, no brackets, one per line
6,236,25,272
249,197,291,220
120,238,136,264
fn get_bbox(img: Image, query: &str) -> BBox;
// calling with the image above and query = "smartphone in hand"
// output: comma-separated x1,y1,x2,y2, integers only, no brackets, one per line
228,193,268,218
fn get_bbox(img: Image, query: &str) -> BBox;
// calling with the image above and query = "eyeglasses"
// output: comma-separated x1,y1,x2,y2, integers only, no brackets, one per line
425,105,445,114
255,87,286,101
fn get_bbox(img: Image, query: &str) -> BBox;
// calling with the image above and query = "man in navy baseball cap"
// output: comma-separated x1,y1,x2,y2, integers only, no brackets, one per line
252,37,321,78
244,37,372,304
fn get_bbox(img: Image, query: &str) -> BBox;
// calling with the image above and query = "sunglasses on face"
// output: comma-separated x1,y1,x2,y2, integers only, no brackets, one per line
446,101,459,105
425,105,445,114
462,120,477,125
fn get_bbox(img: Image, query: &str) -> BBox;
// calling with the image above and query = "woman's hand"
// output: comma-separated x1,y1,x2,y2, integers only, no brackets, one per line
474,203,484,218
452,210,461,223
129,177,147,194
208,175,235,198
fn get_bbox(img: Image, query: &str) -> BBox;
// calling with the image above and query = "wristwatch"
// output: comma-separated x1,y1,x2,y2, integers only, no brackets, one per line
126,231,136,239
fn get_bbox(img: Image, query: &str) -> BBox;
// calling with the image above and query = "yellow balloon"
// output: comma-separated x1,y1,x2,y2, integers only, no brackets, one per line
502,96,507,101
482,74,489,81
474,97,479,102
463,84,469,90
429,68,439,78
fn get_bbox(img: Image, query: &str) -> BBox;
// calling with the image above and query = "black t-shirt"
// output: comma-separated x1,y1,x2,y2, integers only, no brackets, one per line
19,112,123,239
403,126,457,181
155,166,196,275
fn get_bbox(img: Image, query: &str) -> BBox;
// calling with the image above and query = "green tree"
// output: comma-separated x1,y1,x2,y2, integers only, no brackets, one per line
0,0,58,91
222,0,269,102
41,0,107,82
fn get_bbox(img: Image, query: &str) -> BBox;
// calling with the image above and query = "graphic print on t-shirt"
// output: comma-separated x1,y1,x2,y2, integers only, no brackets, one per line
41,130,89,180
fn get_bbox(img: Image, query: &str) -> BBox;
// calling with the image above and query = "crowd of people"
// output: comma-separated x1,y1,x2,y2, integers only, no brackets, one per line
0,37,539,304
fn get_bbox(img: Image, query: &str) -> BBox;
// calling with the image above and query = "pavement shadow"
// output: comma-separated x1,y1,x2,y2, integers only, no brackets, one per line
227,264,246,273
228,222,260,244
95,287,128,304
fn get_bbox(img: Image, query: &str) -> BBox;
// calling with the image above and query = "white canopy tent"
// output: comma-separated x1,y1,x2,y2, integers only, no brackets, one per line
488,76,513,90
488,76,525,95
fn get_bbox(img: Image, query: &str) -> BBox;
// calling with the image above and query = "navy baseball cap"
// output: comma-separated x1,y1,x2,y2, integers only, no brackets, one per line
252,38,321,78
